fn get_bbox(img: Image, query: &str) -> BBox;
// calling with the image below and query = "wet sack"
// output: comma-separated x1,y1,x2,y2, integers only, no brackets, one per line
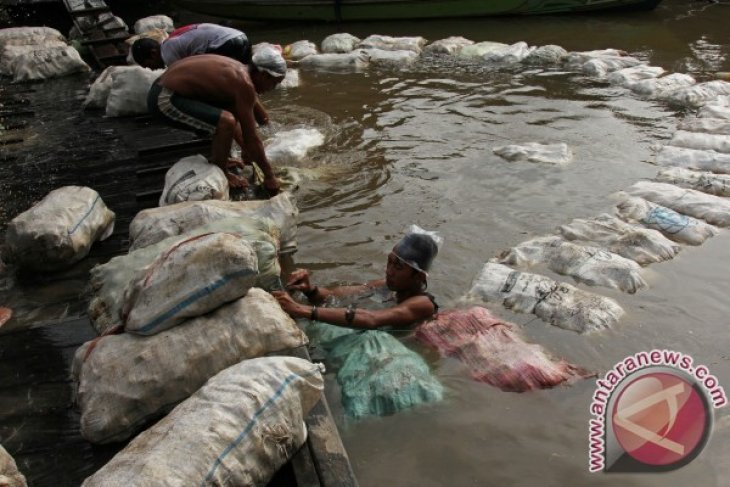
159,154,229,206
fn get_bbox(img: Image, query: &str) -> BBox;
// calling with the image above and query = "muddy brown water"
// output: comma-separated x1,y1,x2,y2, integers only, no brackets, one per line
2,0,730,485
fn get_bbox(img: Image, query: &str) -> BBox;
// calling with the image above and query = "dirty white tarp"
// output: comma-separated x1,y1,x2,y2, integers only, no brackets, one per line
10,45,89,82
615,196,717,246
494,236,647,293
522,45,568,65
669,131,730,154
105,65,163,117
655,167,730,197
358,35,427,53
122,233,259,335
468,262,624,334
666,80,730,108
159,154,229,206
629,73,696,98
423,36,474,56
678,117,730,135
558,213,680,265
493,142,572,165
296,50,370,72
625,180,730,227
265,128,325,165
654,145,730,174
607,65,665,88
0,444,27,487
133,15,174,34
364,48,419,66
5,186,114,271
321,33,361,54
81,357,324,487
129,192,297,252
73,289,307,444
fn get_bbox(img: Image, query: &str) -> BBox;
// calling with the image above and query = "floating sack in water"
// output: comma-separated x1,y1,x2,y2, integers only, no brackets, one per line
699,103,730,120
296,50,370,72
495,235,647,293
581,56,644,78
265,128,325,165
5,186,115,271
89,217,279,334
0,444,26,487
81,356,323,487
479,41,534,63
73,289,307,444
558,213,680,265
655,145,730,174
666,80,730,108
0,26,65,49
358,34,427,54
321,33,361,54
283,40,318,61
678,116,730,135
129,192,297,253
10,44,89,82
468,262,624,334
562,48,628,69
669,131,730,154
105,65,163,117
159,154,229,206
278,68,299,89
122,233,258,335
607,65,665,88
615,196,717,246
522,44,568,65
493,142,572,165
363,48,419,66
133,14,174,34
458,41,508,59
625,180,730,227
655,167,730,197
415,307,593,392
423,36,474,56
629,73,696,98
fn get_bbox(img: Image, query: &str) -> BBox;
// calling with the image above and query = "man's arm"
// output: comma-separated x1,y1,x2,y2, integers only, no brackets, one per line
253,96,269,126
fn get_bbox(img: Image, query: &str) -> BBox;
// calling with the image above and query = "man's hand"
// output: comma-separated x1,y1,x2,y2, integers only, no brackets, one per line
263,175,281,196
225,172,249,189
271,291,306,318
286,269,313,294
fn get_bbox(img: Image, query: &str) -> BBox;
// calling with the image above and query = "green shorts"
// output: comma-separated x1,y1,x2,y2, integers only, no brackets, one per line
147,78,221,135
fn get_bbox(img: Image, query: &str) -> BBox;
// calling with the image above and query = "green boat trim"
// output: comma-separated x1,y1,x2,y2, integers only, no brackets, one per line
174,0,663,22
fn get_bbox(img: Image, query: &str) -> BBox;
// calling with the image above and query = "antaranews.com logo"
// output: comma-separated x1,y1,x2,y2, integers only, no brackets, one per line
588,349,727,473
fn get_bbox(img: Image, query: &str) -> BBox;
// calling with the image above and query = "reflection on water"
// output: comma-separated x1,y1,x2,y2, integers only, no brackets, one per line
2,0,730,485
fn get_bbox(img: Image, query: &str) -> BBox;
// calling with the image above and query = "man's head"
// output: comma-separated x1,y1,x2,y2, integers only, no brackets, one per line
386,232,439,292
131,38,164,69
249,46,287,94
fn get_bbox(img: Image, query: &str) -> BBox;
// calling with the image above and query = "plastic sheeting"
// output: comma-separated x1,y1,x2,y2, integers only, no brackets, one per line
481,42,534,63
468,262,624,334
278,68,299,89
493,142,572,165
73,289,307,444
423,36,474,56
265,128,325,165
296,50,370,72
358,35,427,54
415,307,593,392
581,56,644,78
5,186,115,271
0,445,26,487
159,154,229,206
654,145,730,174
655,167,730,197
563,49,628,69
625,181,730,227
81,357,323,487
459,41,509,60
321,33,361,54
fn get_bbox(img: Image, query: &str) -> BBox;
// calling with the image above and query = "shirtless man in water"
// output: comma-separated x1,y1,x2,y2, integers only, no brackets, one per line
147,52,285,194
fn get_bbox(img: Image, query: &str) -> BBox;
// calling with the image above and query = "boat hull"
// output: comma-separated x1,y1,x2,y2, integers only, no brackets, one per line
173,0,663,22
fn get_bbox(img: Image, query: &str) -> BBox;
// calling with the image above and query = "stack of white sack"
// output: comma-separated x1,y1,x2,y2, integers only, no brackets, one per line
121,233,259,335
88,217,281,334
615,196,717,246
628,73,696,99
265,128,325,165
295,49,370,72
607,65,665,89
654,145,730,174
522,45,569,65
363,48,419,66
666,80,730,108
84,65,164,116
655,167,730,197
678,116,730,135
0,27,89,82
81,357,323,487
493,142,572,165
668,131,730,154
73,288,308,443
423,36,474,56
158,154,229,206
321,33,361,54
0,444,27,487
130,192,298,252
357,34,427,54
625,181,730,227
4,186,115,272
283,40,318,61
468,262,624,334
133,15,174,34
558,213,680,265
494,236,647,294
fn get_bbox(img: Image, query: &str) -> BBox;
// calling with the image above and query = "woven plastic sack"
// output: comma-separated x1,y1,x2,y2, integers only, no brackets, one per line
562,49,628,69
265,128,325,165
458,41,509,60
321,33,361,54
625,181,730,227
655,145,730,174
495,236,646,293
159,154,229,206
468,262,624,334
669,131,730,154
522,44,568,65
283,40,317,61
629,73,696,98
11,44,89,82
416,307,593,392
0,26,65,50
558,213,680,265
5,186,115,271
296,50,370,72
678,117,730,135
81,356,323,487
89,217,280,334
0,444,27,487
423,36,474,56
493,142,572,165
666,80,730,108
0,41,67,76
655,167,730,197
73,288,307,444
364,48,418,66
581,56,643,77
699,103,730,120
358,35,427,54
133,15,174,34
278,68,299,89
481,42,534,63
84,65,135,109
122,233,258,335
607,65,665,88
105,65,163,117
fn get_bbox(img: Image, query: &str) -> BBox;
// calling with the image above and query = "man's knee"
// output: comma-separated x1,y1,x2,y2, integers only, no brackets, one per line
216,111,236,135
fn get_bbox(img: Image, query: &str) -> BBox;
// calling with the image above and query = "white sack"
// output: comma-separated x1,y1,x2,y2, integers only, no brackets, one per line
129,192,298,253
629,73,696,98
0,41,67,76
655,167,730,197
678,117,730,135
423,36,474,56
296,49,370,72
278,68,299,89
558,213,680,265
522,45,568,65
582,56,644,78
654,145,730,174
265,128,325,165
159,154,229,206
563,49,628,69
364,48,419,66
458,41,509,60
699,104,730,120
666,80,730,108
607,65,665,88
133,15,174,34
81,356,323,487
283,40,317,60
615,196,717,246
0,26,65,49
73,288,307,444
321,33,361,53
625,180,730,227
84,65,137,109
5,186,114,271
494,236,647,294
669,131,730,154
482,42,534,63
468,262,624,334
358,34,427,54
89,217,280,335
11,45,89,82
493,142,572,165
122,233,259,335
0,445,27,487
105,65,163,117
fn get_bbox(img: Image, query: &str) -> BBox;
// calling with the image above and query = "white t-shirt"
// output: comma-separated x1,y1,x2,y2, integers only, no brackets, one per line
161,23,246,66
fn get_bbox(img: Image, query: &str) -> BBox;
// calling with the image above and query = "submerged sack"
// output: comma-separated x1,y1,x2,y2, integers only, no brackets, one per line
666,80,730,108
655,167,730,197
669,131,730,154
416,307,593,392
159,154,229,206
11,45,89,82
105,66,163,117
358,35,427,54
73,288,307,444
296,50,370,72
423,36,474,56
283,40,317,60
629,73,696,98
655,145,730,174
5,186,115,271
677,117,730,136
493,143,572,165
122,233,258,335
468,262,624,334
265,128,325,165
81,357,323,487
